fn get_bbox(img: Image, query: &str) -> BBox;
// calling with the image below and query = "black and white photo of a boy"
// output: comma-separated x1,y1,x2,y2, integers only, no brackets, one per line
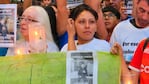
78,61,88,82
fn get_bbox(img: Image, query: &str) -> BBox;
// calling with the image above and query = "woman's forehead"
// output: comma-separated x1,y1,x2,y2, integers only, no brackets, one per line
77,11,95,18
23,8,37,18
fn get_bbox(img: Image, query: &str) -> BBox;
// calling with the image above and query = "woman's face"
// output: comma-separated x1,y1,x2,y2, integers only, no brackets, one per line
20,8,38,41
74,10,97,44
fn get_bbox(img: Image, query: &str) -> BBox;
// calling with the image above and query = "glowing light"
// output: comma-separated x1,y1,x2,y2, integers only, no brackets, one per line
127,81,131,84
16,49,22,55
34,31,38,36
126,78,132,84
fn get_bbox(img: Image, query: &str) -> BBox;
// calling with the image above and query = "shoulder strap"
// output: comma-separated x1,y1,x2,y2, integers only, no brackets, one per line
143,38,149,51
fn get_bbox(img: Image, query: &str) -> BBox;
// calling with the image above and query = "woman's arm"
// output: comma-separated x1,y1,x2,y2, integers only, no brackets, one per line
67,19,76,50
110,43,133,84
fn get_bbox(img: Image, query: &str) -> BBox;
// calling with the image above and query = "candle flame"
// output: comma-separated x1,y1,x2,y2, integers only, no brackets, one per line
16,49,21,55
127,80,131,84
34,31,38,36
15,48,24,55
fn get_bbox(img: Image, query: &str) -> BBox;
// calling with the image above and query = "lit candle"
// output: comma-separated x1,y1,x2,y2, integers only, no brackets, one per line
127,80,131,84
15,47,24,55
34,31,39,39
126,76,132,84
16,49,21,55
28,23,46,53
122,73,133,84
34,31,38,36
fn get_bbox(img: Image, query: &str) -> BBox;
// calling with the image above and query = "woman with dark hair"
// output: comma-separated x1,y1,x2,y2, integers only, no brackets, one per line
61,4,110,51
56,0,108,49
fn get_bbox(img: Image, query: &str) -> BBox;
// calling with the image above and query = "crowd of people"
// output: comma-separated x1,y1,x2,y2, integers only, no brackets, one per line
0,0,149,84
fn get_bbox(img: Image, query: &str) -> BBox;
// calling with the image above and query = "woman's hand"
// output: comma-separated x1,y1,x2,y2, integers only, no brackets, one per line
29,40,47,53
67,18,76,38
110,42,123,56
67,18,77,50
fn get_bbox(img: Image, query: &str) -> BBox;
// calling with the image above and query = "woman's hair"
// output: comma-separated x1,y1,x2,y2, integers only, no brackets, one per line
69,4,98,21
27,6,54,42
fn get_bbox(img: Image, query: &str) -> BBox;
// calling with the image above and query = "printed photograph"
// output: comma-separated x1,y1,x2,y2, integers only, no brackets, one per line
66,51,97,84
0,4,17,47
